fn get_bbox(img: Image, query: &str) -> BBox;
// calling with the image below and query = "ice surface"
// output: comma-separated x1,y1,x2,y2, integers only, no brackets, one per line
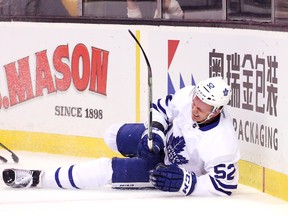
0,151,287,216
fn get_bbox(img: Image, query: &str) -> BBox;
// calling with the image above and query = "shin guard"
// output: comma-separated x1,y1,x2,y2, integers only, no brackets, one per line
111,157,160,189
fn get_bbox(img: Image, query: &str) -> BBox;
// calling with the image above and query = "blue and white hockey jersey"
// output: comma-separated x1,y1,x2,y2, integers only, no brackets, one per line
152,85,240,196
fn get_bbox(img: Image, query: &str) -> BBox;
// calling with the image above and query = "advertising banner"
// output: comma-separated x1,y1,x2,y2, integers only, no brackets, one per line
146,26,287,174
0,22,138,138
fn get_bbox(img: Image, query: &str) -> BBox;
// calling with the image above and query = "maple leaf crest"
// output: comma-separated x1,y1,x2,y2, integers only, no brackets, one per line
166,133,188,165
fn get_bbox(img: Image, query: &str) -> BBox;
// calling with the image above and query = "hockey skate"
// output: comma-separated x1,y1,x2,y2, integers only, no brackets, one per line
2,168,41,188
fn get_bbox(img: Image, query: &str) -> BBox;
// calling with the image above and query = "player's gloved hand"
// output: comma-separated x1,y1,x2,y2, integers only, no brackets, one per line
137,127,165,159
149,164,197,196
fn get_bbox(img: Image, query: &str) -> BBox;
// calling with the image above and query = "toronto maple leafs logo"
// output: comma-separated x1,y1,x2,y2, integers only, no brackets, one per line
223,88,229,96
166,133,188,165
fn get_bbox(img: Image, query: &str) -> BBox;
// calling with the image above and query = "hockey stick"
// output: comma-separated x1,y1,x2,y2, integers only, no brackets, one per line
128,29,153,150
0,143,19,163
0,155,8,163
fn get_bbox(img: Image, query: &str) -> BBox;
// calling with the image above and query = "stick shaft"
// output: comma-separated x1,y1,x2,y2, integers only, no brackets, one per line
0,143,19,163
128,30,153,149
0,155,8,163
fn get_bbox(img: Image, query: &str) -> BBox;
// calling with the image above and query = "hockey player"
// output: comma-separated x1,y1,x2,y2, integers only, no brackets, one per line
2,76,240,196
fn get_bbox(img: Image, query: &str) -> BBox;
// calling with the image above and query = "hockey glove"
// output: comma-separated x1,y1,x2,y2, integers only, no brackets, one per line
137,127,165,159
149,164,197,196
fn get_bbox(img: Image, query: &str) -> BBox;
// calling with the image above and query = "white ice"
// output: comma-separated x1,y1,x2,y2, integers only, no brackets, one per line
0,151,287,216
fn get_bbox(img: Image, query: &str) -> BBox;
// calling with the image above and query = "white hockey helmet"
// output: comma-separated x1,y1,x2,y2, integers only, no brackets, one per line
195,76,231,110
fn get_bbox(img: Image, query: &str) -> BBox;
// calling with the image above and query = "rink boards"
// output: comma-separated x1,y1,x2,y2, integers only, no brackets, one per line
0,22,287,201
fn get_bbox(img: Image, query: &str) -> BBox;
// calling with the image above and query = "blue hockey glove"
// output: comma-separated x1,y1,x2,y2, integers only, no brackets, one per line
137,127,165,159
149,164,197,196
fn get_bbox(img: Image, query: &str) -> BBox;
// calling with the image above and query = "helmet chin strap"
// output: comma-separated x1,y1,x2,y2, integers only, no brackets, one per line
195,112,214,125
194,106,221,126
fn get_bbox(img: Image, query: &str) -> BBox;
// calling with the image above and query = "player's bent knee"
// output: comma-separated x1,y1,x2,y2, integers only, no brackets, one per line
116,123,145,157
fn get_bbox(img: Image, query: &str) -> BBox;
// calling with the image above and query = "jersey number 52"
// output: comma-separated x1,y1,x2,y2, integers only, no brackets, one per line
214,164,236,180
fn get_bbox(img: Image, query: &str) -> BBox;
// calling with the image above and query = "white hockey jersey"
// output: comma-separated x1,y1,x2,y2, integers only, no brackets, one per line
152,85,240,196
